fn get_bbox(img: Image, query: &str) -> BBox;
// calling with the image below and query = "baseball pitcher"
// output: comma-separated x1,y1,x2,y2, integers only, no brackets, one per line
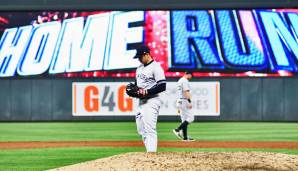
173,71,195,141
126,44,166,152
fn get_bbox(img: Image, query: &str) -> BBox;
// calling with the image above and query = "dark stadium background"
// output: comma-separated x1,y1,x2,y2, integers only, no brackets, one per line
0,0,298,122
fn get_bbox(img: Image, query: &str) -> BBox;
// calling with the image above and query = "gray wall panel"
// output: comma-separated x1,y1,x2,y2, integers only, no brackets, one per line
240,78,262,121
219,78,241,121
284,79,298,121
1,0,298,10
11,80,31,121
52,79,72,120
262,79,284,121
0,80,11,121
31,79,52,121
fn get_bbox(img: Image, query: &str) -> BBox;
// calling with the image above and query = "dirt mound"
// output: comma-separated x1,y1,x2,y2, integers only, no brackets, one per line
49,152,298,171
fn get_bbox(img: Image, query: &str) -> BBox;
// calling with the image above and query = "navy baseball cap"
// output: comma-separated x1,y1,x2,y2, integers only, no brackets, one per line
185,71,193,76
133,45,150,59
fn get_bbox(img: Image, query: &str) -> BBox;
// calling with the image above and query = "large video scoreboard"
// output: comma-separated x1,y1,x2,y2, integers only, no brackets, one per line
0,9,298,77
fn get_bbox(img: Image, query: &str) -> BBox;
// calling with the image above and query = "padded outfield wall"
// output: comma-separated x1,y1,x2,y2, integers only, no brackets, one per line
0,78,298,121
0,0,298,121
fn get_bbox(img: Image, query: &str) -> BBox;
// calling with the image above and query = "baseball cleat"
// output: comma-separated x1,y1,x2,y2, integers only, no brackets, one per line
182,137,195,142
172,129,183,140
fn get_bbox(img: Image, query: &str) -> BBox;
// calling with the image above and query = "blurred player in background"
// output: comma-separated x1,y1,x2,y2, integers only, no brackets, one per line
173,71,195,141
133,44,166,152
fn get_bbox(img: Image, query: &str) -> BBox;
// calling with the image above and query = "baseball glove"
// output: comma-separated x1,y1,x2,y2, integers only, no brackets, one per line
126,83,140,98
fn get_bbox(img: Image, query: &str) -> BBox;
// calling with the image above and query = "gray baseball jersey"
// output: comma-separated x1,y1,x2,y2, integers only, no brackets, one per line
177,77,190,99
136,61,166,89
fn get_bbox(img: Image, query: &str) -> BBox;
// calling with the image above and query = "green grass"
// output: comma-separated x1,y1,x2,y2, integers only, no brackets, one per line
1,147,298,171
0,147,144,171
0,122,297,142
0,122,297,170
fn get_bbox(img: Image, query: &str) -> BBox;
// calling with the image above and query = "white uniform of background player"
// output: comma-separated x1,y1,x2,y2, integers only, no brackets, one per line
173,71,194,141
133,45,166,152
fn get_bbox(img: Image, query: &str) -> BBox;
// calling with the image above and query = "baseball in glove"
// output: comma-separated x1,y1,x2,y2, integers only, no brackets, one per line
126,83,141,98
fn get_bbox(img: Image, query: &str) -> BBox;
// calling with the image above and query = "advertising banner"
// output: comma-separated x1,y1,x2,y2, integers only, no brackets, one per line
72,82,220,116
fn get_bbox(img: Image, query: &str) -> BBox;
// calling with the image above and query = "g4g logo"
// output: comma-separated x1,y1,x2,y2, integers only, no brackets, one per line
73,83,133,116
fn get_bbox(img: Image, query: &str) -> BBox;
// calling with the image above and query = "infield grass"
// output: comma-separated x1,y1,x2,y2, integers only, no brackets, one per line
0,122,297,142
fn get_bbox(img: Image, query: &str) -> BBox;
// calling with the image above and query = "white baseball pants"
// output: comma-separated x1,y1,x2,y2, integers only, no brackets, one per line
136,97,161,152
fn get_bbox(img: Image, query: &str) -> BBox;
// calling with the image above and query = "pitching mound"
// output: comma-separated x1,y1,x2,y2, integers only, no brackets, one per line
49,152,298,171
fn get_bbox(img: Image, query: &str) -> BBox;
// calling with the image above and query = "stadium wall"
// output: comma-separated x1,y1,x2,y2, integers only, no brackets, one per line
0,78,298,121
